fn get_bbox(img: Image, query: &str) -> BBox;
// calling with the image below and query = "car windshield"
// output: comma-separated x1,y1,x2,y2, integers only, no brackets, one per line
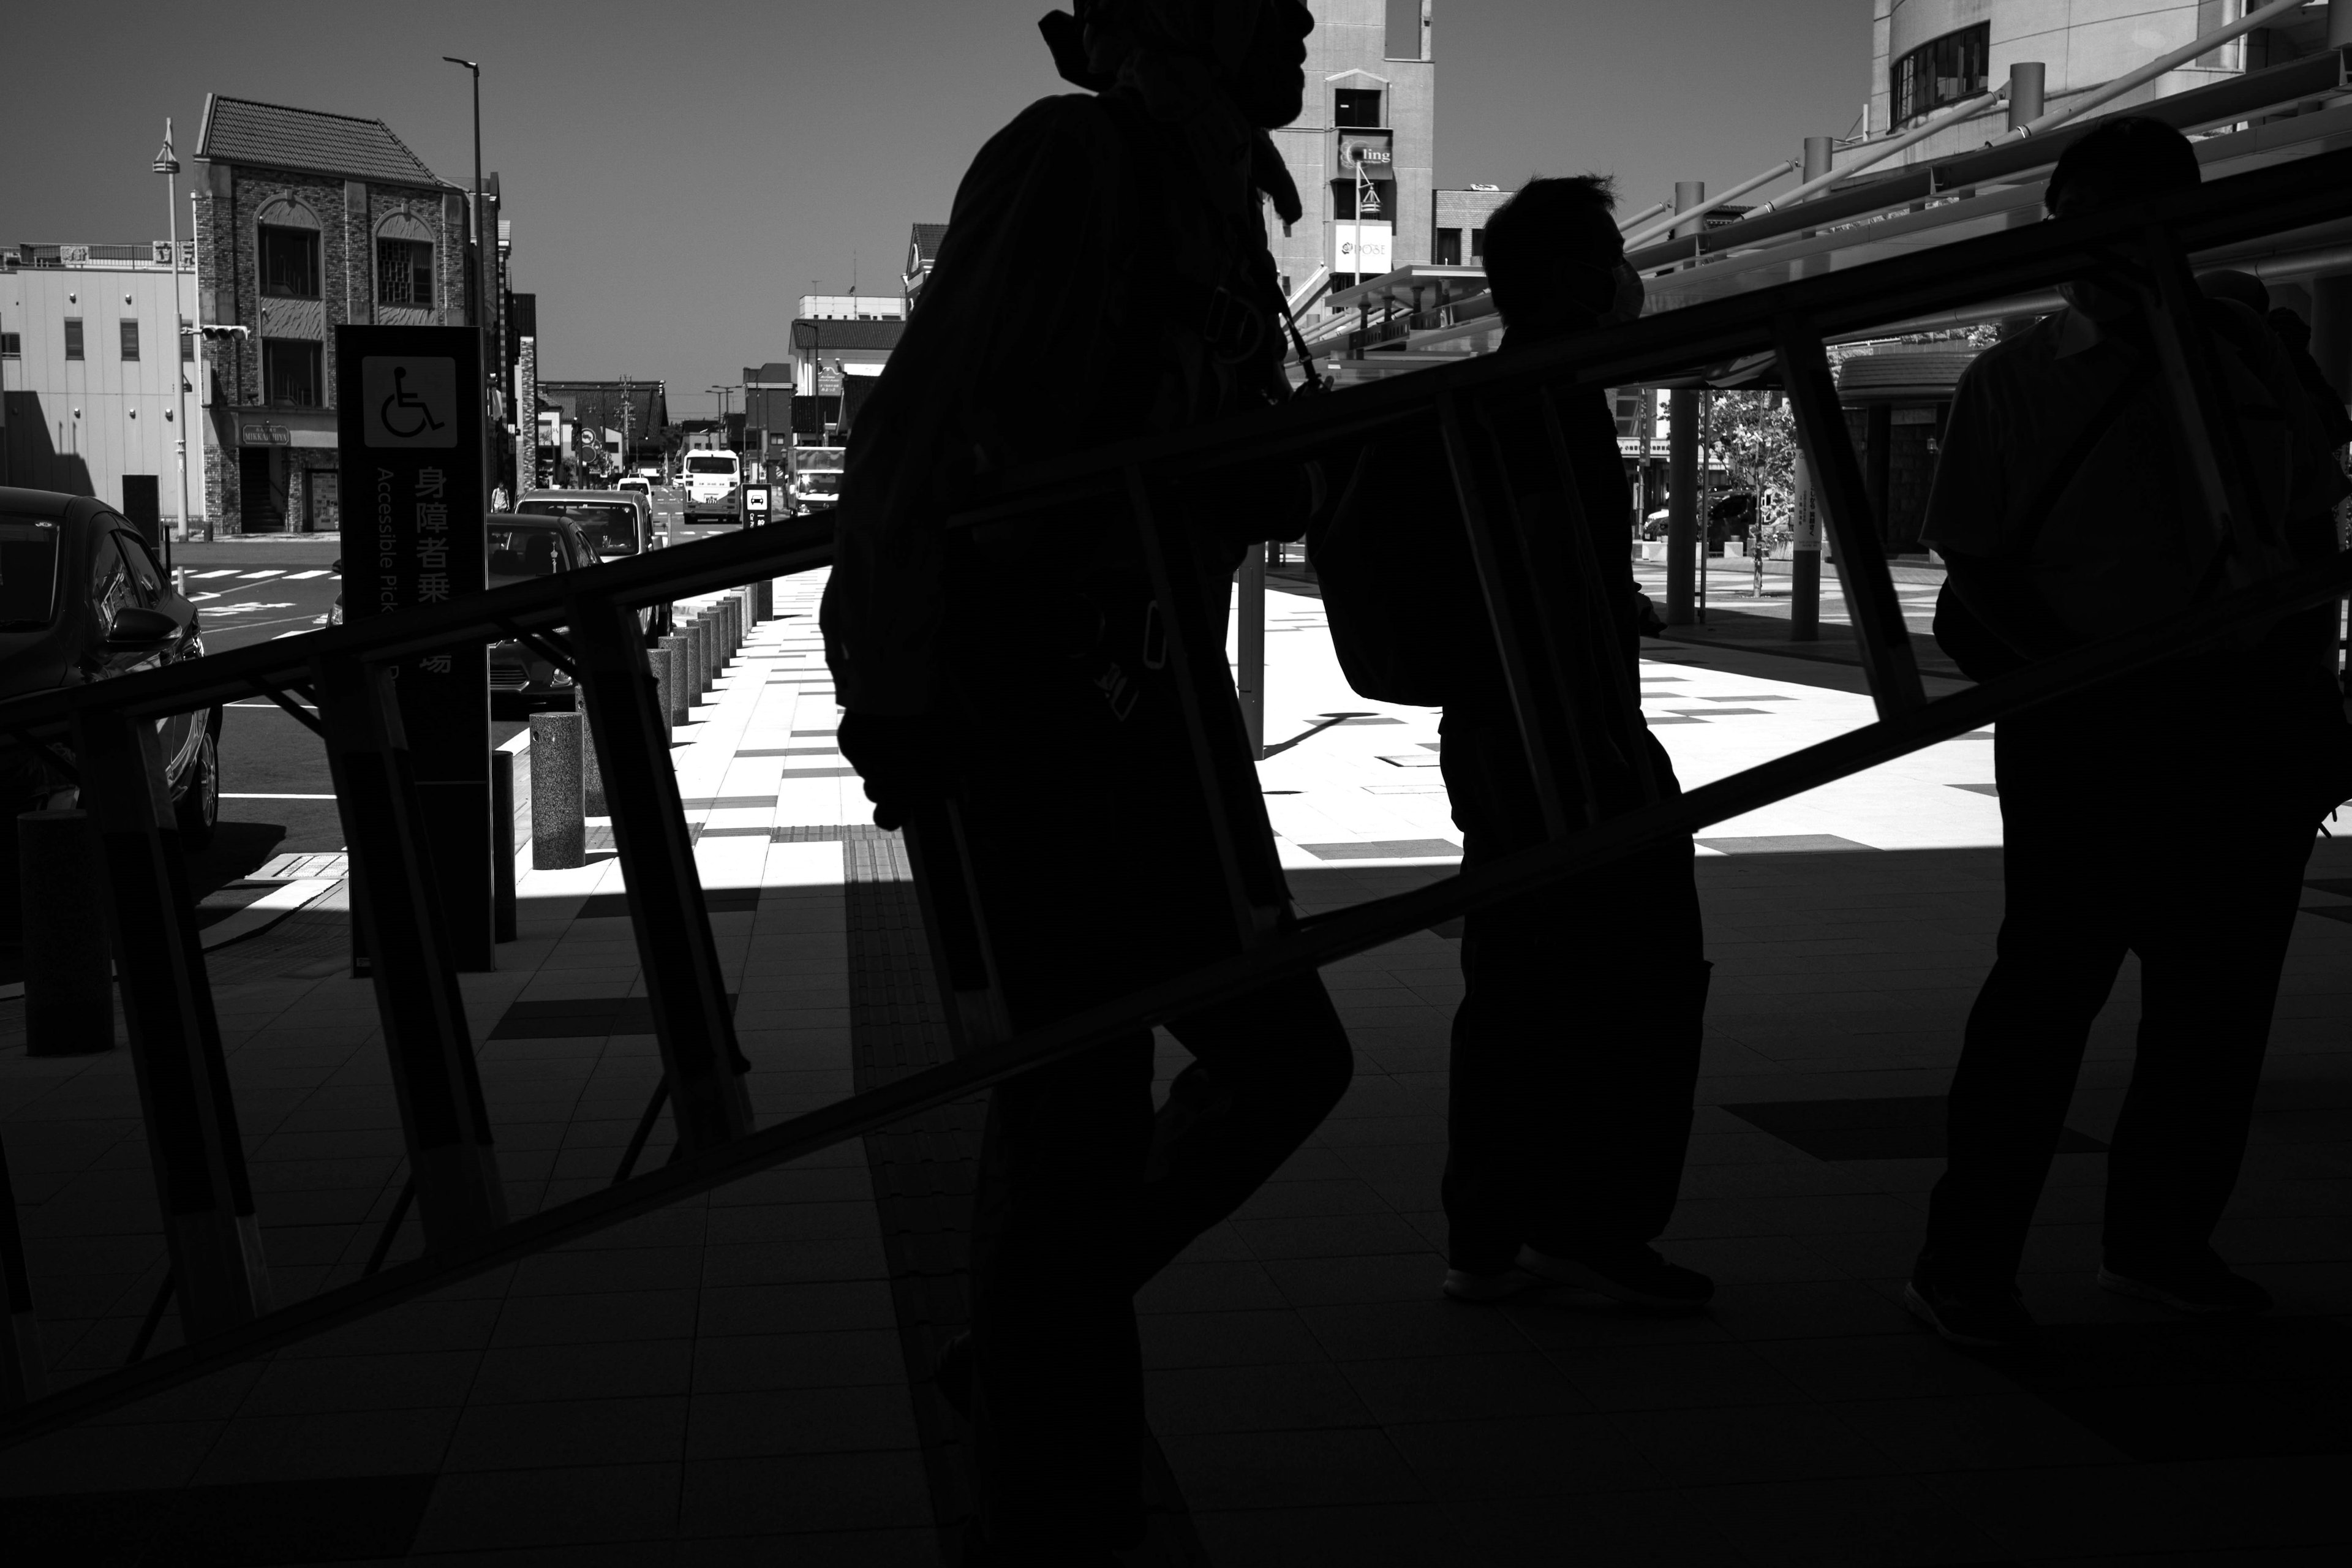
486,526,575,581
516,500,639,556
0,518,62,630
796,448,845,472
687,455,736,475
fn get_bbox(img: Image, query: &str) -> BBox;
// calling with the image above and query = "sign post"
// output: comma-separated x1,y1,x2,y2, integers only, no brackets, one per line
336,325,494,969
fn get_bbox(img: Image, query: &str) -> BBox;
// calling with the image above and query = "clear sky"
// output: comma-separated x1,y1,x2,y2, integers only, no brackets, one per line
4,1,1870,417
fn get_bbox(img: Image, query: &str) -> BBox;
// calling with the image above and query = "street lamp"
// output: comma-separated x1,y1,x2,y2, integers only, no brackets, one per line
442,57,483,331
152,118,190,558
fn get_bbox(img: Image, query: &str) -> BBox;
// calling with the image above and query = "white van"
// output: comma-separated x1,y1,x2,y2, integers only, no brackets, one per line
682,450,741,523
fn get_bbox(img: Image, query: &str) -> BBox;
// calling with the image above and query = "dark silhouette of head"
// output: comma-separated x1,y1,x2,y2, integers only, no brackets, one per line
1483,175,1635,337
1041,0,1313,127
2045,116,2201,220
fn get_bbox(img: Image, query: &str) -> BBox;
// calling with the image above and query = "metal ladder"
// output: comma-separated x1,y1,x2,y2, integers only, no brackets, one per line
3,143,2349,1444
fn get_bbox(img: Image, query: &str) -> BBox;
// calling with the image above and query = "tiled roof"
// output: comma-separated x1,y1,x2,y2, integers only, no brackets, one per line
791,318,905,352
743,362,794,385
908,222,949,263
197,94,445,187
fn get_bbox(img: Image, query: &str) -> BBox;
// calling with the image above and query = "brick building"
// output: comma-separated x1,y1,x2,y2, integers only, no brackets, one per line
194,94,470,533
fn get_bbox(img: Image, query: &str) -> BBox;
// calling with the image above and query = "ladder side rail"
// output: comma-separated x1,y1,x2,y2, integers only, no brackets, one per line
312,654,508,1249
1125,468,1291,940
1535,389,1664,804
1438,391,1588,835
1773,317,1930,717
70,707,273,1338
0,1134,45,1408
2136,224,2299,586
12,541,2352,1448
568,595,755,1151
1473,388,1649,815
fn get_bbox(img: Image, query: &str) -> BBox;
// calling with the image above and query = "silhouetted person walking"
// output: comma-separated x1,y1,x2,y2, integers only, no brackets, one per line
823,2,1348,1559
1911,118,2352,1349
1315,176,1714,1313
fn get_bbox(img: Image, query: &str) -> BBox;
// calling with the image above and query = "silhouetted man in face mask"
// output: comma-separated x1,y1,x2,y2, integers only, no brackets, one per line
1313,176,1716,1314
1911,117,2352,1350
821,3,1350,1560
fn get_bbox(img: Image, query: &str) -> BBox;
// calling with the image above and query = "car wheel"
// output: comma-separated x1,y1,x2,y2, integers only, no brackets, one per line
175,725,220,848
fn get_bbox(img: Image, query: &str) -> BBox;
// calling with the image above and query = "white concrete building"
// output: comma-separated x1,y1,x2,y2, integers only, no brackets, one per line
1,243,203,533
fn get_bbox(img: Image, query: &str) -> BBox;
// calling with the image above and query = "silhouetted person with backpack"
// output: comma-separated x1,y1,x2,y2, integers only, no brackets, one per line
1315,175,1715,1314
823,3,1348,1559
1911,118,2352,1349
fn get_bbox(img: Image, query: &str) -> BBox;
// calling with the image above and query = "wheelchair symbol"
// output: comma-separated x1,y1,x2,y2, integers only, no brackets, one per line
360,355,458,448
380,367,445,439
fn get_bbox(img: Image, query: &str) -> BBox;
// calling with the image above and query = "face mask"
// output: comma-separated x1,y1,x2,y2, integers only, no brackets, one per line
1597,260,1645,329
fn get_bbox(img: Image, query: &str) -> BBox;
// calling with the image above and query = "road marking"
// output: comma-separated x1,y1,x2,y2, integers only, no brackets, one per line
239,570,286,579
285,569,332,579
224,792,337,799
190,568,238,578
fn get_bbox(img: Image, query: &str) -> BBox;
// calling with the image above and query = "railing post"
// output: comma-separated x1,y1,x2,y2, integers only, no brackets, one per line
312,654,508,1250
0,1129,48,1408
72,706,272,1338
1774,316,1927,715
1237,541,1267,758
570,593,755,1151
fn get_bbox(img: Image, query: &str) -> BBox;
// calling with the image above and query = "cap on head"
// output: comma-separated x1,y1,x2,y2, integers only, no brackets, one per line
2045,116,2200,217
2196,268,2269,315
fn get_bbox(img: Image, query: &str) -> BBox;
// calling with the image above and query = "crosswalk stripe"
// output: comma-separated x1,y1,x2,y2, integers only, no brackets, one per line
285,569,331,579
190,568,238,578
239,570,285,579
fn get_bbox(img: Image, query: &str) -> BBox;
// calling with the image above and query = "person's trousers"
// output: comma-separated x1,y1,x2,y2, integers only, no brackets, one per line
1438,718,1710,1273
1920,712,2317,1286
965,974,1351,1554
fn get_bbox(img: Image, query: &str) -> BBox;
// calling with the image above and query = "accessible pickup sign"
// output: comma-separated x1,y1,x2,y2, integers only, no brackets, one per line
336,325,493,967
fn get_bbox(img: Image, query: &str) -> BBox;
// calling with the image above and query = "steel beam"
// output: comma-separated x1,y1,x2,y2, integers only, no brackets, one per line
312,655,508,1250
1774,318,1928,715
569,595,753,1152
71,706,271,1339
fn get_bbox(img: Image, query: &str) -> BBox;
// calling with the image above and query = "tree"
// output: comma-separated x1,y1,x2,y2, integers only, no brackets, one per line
1704,391,1798,537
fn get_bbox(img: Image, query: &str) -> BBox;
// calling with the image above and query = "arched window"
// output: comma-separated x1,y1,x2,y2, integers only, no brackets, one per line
376,211,437,308
256,198,321,300
1891,23,1991,129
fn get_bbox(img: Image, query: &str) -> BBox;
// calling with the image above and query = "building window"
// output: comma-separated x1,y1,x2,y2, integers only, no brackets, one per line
376,238,435,307
1434,227,1462,266
263,338,323,407
1334,88,1383,129
64,318,84,360
1384,0,1423,61
1890,23,1989,129
0,332,19,357
120,320,140,360
1470,227,1487,260
259,225,321,299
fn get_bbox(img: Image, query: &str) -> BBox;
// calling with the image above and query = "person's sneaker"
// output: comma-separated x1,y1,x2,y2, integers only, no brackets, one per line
1518,1245,1714,1311
1442,1265,1542,1303
1905,1272,2038,1349
2098,1254,2274,1317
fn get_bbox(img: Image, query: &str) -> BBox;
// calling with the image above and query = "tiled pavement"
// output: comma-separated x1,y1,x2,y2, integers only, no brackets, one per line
1,568,2347,1564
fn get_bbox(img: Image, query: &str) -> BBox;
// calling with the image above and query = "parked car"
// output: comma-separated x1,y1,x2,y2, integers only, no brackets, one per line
0,487,221,846
513,489,671,639
486,514,602,717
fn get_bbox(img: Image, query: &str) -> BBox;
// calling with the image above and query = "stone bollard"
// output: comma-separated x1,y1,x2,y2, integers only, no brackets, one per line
646,646,674,747
699,609,721,681
529,710,586,869
753,577,773,621
580,706,606,816
721,598,741,663
688,619,711,699
658,635,692,727
20,812,113,1057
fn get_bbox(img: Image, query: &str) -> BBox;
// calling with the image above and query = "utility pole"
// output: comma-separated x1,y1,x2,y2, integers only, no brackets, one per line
153,118,188,564
1665,181,1704,626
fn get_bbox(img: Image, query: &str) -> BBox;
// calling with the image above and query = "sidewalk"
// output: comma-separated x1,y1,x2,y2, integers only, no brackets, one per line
2,571,2346,1564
